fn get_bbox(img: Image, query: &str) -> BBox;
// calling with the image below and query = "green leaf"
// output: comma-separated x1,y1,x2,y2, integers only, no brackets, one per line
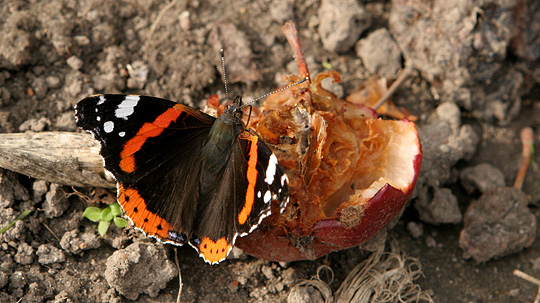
82,207,102,222
98,220,111,236
110,203,122,217
113,217,128,228
100,207,114,222
322,59,333,70
0,210,32,234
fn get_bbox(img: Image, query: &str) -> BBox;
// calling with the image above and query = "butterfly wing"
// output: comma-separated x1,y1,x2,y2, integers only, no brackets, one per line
190,130,290,264
75,94,215,244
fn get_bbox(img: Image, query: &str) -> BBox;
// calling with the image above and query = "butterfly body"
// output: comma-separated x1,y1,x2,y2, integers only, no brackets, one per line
75,94,289,264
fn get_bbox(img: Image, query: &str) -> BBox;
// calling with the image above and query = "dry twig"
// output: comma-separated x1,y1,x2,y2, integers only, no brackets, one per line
514,127,534,189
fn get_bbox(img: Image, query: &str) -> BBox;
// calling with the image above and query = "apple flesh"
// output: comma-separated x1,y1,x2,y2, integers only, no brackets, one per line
235,71,422,262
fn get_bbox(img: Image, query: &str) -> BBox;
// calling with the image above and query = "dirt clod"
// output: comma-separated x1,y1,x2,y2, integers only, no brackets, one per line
460,187,537,263
104,242,177,300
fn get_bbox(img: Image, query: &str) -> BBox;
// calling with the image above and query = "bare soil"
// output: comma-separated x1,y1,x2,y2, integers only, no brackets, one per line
0,0,539,302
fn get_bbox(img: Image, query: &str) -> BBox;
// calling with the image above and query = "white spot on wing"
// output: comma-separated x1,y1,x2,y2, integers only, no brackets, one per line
257,191,261,198
264,190,271,203
264,154,278,185
97,95,106,105
96,116,101,121
119,131,125,137
281,174,288,186
115,95,140,120
104,121,114,133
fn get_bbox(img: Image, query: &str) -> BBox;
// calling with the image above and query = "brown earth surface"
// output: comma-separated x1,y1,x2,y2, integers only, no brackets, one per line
0,0,539,302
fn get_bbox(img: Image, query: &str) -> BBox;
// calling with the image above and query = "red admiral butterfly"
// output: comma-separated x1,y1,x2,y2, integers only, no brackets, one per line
75,93,290,264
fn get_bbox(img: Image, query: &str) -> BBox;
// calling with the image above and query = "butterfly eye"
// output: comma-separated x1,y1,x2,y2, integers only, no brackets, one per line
235,111,243,119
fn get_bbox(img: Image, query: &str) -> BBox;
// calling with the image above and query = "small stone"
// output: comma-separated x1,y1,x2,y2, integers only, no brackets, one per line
0,272,8,289
66,56,83,70
37,244,65,264
228,246,247,260
459,187,537,263
60,229,100,255
126,61,149,90
318,0,371,52
407,221,424,238
270,0,294,23
281,268,298,288
55,111,77,131
31,77,48,100
508,288,520,297
32,180,48,202
73,35,90,46
14,242,34,265
425,236,437,248
460,163,506,194
8,271,27,289
261,265,275,280
532,257,540,271
0,87,11,106
0,169,30,208
42,183,69,218
105,242,177,300
356,28,402,77
45,76,62,89
0,28,33,69
178,11,191,30
416,188,462,224
18,117,51,132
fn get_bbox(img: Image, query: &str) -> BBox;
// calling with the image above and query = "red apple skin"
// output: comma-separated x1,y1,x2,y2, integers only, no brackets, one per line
236,148,422,262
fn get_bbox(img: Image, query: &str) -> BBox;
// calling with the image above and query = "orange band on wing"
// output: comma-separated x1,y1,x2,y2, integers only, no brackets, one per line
117,184,172,240
199,237,232,264
238,135,258,225
119,104,184,173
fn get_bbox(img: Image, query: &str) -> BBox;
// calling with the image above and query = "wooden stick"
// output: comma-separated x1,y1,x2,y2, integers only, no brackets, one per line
0,132,115,188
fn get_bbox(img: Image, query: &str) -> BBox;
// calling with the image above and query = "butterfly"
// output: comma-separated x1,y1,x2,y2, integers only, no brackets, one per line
75,94,290,264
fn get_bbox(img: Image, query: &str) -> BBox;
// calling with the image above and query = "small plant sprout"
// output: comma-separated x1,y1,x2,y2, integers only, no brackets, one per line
82,203,128,236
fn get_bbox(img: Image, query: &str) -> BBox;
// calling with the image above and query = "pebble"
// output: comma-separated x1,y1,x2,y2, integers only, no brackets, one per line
356,28,402,77
45,76,62,89
14,242,34,265
36,244,66,264
270,0,294,23
318,0,371,52
66,56,83,70
31,77,48,99
407,221,424,238
105,243,177,300
460,187,537,263
460,163,506,194
178,11,191,30
0,271,8,289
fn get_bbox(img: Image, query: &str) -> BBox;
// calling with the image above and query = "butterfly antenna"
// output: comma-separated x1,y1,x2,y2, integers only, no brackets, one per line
220,48,230,102
241,76,310,109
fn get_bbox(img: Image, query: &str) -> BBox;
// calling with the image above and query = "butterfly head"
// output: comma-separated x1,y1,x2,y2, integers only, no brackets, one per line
222,96,245,123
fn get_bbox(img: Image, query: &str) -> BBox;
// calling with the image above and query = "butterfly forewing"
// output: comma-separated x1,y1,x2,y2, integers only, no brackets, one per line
76,94,215,244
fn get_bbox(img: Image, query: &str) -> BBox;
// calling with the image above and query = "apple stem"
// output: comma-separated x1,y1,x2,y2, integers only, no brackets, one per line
513,127,534,190
282,21,311,81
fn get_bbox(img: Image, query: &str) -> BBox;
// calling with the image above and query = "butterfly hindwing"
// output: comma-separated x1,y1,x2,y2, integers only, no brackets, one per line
188,130,289,264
